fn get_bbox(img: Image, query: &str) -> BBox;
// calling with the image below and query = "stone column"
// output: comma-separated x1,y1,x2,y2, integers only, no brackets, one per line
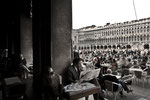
51,0,72,75
32,0,72,94
20,14,33,67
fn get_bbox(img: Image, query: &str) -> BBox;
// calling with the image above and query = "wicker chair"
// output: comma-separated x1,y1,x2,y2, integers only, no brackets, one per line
134,71,145,87
104,80,122,100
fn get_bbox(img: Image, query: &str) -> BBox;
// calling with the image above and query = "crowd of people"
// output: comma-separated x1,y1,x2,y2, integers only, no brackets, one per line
79,49,150,71
48,49,150,100
79,49,150,96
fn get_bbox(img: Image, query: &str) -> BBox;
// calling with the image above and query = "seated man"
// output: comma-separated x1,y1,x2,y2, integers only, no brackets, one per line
66,58,83,84
66,57,104,100
102,69,132,97
125,58,133,68
131,60,140,68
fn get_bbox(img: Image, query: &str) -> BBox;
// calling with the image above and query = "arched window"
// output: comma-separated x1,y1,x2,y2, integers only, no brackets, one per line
129,36,131,42
113,45,116,49
132,36,134,41
91,45,93,49
87,46,89,49
140,35,143,41
147,26,150,32
81,46,84,50
104,45,107,49
127,37,129,42
144,44,149,49
137,27,139,33
144,26,146,32
134,36,136,41
137,35,140,41
79,46,81,50
140,27,143,32
117,45,121,49
108,45,111,49
147,35,149,41
94,45,96,49
74,46,77,50
126,45,131,49
143,35,146,41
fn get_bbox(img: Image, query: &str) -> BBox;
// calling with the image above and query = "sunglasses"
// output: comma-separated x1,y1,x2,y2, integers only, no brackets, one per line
49,71,54,75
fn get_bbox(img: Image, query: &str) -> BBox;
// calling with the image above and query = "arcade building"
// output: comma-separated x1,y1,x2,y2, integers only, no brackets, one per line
72,17,150,51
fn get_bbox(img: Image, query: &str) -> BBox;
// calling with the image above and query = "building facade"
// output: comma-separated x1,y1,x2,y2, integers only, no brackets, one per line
72,29,79,50
72,17,150,51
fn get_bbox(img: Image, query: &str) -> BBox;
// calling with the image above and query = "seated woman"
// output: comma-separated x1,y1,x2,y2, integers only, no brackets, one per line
94,56,102,69
43,67,63,100
125,58,133,68
110,59,118,72
18,54,29,79
130,60,140,69
139,58,147,70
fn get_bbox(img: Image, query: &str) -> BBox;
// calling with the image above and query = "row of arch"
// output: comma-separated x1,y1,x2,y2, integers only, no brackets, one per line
78,44,149,50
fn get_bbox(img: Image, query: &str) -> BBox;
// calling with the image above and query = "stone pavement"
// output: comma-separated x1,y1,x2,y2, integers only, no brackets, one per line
79,79,150,100
5,75,147,100
104,79,150,100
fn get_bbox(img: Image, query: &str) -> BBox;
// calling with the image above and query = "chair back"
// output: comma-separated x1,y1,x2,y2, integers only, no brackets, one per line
121,74,134,82
112,71,118,75
147,68,150,75
104,80,113,92
122,68,129,75
132,65,140,68
134,71,142,79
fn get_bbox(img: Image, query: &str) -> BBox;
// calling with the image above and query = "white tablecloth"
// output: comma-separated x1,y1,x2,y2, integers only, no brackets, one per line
64,82,96,92
129,68,143,72
101,63,111,67
129,68,147,75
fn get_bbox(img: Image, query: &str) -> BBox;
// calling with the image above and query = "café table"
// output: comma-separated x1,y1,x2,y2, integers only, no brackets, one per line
64,82,100,100
100,63,111,74
100,63,111,67
146,63,150,67
103,74,121,79
129,68,147,76
129,68,143,73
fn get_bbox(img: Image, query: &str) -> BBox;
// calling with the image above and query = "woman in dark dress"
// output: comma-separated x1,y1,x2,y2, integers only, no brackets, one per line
43,67,63,100
19,54,29,79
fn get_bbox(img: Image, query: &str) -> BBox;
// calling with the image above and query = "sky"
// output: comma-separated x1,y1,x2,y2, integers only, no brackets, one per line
72,0,150,29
